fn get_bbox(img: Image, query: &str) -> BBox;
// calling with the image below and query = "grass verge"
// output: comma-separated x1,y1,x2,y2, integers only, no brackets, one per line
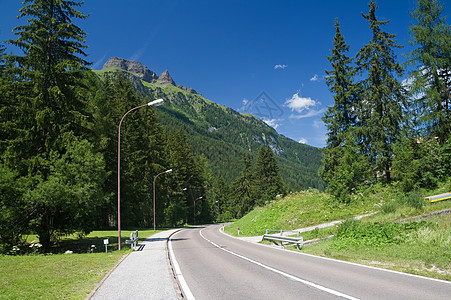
0,251,127,299
2,229,165,299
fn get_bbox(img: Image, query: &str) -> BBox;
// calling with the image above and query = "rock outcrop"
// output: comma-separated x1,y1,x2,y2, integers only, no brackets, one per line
177,85,197,94
103,57,157,83
102,57,197,94
157,70,176,86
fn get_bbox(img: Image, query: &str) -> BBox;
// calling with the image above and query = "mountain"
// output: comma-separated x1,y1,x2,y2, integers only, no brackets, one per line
94,57,326,190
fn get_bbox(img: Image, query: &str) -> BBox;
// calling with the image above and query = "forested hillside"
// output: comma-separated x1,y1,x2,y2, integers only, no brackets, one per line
94,59,325,190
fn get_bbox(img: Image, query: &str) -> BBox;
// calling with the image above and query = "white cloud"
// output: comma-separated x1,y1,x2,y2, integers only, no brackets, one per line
310,74,319,82
285,92,318,113
313,120,323,128
289,109,326,119
263,118,281,129
298,138,308,144
274,64,288,70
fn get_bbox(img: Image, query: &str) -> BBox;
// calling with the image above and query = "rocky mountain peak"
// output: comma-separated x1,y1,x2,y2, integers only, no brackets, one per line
103,57,157,83
158,70,176,86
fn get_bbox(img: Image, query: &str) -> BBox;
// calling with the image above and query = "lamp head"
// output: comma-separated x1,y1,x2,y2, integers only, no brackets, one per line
148,99,164,106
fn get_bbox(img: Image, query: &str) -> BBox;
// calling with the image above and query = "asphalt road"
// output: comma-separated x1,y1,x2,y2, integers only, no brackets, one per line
170,224,451,300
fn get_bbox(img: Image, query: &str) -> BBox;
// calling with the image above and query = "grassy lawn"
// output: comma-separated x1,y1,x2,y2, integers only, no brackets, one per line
1,229,165,299
0,252,127,299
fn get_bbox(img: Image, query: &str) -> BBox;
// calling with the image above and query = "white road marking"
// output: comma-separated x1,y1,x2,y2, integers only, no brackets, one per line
200,228,359,300
168,231,195,300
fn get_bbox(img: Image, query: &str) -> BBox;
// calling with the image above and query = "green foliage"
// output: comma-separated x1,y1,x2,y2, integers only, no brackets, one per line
320,133,372,203
407,0,451,142
333,220,430,249
24,140,107,251
355,0,406,181
4,0,90,179
251,146,285,206
0,164,30,254
225,190,379,236
402,190,425,210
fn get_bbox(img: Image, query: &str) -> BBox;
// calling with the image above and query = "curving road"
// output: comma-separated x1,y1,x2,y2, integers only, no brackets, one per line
169,224,451,300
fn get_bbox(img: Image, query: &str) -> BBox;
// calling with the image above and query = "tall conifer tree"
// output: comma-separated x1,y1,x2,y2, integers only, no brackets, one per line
5,0,90,177
323,18,358,147
2,0,97,251
355,0,406,181
408,0,450,141
251,146,285,206
321,18,370,200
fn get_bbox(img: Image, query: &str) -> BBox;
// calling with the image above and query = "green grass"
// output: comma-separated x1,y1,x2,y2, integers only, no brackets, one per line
0,251,127,299
225,189,380,236
301,214,450,281
1,229,166,299
22,229,162,254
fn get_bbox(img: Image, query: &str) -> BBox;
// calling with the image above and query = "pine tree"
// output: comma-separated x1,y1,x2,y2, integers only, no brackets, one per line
321,18,369,200
1,0,98,250
164,128,203,226
323,18,359,147
230,156,254,218
4,0,90,177
355,0,407,181
251,146,285,206
407,0,450,142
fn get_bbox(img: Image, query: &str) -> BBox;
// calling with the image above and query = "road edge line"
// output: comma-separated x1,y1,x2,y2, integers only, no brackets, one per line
168,229,196,300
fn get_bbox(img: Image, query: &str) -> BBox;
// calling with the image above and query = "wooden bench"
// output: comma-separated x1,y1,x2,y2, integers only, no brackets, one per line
125,230,139,249
262,229,303,250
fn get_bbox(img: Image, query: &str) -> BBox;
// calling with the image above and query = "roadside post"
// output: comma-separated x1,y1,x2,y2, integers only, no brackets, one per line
104,239,109,253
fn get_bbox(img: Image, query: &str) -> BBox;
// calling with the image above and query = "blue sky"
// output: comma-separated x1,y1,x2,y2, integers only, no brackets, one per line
1,0,442,147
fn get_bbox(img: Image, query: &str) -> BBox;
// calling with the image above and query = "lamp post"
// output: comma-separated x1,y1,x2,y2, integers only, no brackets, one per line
118,99,164,250
193,196,203,224
153,169,172,232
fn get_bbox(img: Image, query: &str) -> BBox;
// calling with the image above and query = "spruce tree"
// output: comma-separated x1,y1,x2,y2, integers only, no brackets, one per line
408,0,450,142
230,156,254,218
251,146,285,206
355,0,406,181
321,18,369,200
2,0,96,250
323,18,359,147
4,0,90,177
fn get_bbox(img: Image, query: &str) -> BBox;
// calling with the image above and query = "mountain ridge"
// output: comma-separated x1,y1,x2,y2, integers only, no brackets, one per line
94,57,326,190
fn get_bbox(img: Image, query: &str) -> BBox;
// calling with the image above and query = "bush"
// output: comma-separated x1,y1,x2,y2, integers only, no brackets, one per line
402,190,424,210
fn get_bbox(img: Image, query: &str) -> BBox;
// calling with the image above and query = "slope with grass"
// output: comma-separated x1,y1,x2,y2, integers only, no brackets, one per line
224,183,451,281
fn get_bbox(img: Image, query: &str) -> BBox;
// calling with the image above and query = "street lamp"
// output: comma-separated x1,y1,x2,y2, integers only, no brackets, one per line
117,99,164,250
193,196,203,224
153,169,172,232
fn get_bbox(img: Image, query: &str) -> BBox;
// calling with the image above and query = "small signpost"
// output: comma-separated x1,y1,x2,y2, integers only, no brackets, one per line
104,239,109,253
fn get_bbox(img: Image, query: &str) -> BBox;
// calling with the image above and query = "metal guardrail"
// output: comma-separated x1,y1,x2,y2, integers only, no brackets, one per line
263,229,303,250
